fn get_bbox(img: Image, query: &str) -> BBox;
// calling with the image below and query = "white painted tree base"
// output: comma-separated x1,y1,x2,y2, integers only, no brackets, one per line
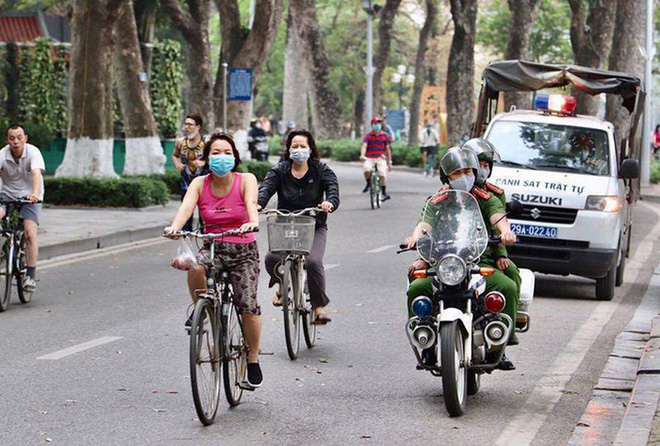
123,136,166,175
55,138,118,178
232,129,250,162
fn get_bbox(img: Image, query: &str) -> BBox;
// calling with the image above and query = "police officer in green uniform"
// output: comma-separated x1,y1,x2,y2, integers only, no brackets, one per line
403,146,518,370
463,138,521,346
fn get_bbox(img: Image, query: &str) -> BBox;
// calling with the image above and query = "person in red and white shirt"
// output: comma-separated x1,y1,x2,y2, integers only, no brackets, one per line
360,116,392,201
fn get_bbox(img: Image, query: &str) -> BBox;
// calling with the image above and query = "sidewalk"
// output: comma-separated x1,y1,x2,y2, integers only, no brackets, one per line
38,200,179,260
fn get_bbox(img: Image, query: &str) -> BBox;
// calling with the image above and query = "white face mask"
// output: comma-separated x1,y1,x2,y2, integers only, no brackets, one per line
477,167,490,185
449,175,475,192
289,148,311,165
186,129,199,140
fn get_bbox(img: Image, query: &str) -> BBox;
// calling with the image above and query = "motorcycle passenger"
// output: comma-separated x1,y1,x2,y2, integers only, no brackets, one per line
164,132,263,388
403,146,518,370
463,138,521,346
258,129,340,325
360,116,392,201
248,118,268,161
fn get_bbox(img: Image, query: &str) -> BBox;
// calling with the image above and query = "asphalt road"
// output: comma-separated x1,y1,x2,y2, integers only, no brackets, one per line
1,162,659,446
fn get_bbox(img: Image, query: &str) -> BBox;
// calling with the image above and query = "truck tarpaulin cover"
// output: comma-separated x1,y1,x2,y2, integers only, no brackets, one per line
483,60,641,113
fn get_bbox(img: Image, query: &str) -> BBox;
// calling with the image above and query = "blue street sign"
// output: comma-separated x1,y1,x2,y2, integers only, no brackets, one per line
228,68,252,101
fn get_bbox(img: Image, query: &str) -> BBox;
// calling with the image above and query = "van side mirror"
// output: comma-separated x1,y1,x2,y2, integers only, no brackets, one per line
506,200,524,218
619,159,639,179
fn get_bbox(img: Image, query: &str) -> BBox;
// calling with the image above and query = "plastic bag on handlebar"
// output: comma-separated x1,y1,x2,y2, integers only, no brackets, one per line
170,238,198,271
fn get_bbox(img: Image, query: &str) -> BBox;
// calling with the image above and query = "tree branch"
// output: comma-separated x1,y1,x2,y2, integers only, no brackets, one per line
161,0,195,37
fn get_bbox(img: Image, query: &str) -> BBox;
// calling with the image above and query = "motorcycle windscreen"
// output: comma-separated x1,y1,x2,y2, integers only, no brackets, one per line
416,189,488,266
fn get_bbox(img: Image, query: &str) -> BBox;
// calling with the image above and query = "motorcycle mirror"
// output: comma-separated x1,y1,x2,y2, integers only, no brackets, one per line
506,200,524,218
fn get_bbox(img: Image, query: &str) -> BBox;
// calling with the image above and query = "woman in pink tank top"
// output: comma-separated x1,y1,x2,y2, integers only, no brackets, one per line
165,132,263,387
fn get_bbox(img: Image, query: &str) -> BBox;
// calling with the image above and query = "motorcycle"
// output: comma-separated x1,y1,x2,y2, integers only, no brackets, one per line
398,190,534,417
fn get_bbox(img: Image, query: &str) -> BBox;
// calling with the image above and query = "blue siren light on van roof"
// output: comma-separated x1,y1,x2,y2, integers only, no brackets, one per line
534,94,577,115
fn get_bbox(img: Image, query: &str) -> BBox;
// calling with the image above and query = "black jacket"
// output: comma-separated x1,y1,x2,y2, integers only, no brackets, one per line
258,159,340,227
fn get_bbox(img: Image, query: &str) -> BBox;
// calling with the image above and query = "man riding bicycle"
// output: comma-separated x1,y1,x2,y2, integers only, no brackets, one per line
360,116,392,201
0,124,45,292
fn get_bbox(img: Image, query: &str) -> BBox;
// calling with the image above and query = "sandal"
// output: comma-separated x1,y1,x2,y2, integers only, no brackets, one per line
313,311,332,325
272,292,282,307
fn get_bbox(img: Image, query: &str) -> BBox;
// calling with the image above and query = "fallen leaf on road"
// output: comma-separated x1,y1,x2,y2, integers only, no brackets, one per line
45,438,52,443
332,309,340,313
360,435,372,439
40,410,49,414
452,427,459,430
577,422,590,427
118,388,129,392
151,390,159,394
167,391,179,394
513,390,522,394
295,377,305,381
153,408,167,413
319,358,328,363
316,371,322,374
368,322,378,325
355,303,364,307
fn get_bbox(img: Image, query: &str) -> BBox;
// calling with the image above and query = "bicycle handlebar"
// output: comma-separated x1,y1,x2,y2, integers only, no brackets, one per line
259,207,326,216
0,197,43,205
163,228,259,240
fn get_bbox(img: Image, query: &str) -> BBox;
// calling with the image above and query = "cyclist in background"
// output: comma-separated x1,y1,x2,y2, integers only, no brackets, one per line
165,132,263,388
258,129,340,325
0,124,45,292
360,116,392,201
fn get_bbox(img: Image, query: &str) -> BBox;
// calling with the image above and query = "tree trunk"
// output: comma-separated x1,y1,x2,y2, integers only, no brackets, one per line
372,0,403,116
289,0,343,139
133,0,157,72
409,0,438,146
446,0,478,146
161,0,215,131
214,0,285,134
56,0,124,178
282,6,309,130
502,0,541,111
568,0,617,115
113,0,165,175
605,0,645,155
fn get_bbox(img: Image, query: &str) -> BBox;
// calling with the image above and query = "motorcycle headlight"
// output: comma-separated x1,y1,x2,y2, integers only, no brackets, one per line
437,254,467,286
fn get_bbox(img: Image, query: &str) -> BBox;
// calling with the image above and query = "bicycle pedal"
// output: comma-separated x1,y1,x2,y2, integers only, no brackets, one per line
238,381,256,391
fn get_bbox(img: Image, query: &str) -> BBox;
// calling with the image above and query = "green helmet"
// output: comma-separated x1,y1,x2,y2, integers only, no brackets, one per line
462,138,499,164
439,146,479,185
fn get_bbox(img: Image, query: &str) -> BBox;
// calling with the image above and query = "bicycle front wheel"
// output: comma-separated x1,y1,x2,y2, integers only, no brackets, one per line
0,240,10,312
370,174,379,210
223,301,247,406
281,259,300,360
16,233,33,304
189,298,221,425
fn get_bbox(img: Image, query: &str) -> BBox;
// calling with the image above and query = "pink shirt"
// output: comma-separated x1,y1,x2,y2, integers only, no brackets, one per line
198,173,256,244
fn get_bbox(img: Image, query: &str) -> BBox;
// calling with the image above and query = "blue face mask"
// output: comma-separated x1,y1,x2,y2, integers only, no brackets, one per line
373,124,382,131
209,154,235,177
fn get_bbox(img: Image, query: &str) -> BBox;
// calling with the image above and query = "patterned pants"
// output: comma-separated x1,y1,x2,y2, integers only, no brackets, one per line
196,241,261,315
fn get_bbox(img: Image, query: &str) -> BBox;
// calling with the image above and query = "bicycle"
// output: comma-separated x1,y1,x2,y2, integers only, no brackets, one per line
0,198,41,312
263,207,319,360
369,162,381,210
166,227,257,425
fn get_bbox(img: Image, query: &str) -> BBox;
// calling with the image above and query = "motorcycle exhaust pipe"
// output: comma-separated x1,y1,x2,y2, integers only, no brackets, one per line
484,320,509,347
411,325,436,350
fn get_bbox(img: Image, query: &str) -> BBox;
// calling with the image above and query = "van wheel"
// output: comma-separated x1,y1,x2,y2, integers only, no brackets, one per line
596,265,615,301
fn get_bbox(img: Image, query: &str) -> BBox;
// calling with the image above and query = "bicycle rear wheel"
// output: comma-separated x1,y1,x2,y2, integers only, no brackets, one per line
16,232,33,304
223,301,247,406
281,259,300,360
0,241,10,312
300,265,316,348
190,298,221,425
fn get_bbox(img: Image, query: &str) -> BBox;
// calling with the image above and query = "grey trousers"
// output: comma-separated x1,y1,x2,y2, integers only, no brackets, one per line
264,226,330,309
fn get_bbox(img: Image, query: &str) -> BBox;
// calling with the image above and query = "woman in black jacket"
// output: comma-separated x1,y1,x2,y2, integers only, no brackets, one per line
257,129,340,324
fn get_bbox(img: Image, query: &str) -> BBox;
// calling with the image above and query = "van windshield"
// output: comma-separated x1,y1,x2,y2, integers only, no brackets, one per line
487,121,610,176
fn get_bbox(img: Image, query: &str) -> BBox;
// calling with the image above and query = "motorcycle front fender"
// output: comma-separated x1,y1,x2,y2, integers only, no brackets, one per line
439,307,472,337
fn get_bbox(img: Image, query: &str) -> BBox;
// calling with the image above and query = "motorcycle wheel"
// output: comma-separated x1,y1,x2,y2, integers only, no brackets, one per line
440,321,467,417
467,371,480,396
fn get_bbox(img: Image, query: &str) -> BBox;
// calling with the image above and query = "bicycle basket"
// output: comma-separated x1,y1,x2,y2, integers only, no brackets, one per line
266,215,315,254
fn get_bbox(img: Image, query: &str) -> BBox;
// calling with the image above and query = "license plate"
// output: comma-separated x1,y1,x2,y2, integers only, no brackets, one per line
510,223,558,238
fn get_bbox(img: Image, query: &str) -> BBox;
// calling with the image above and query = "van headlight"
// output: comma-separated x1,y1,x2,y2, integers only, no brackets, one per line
437,254,467,286
585,195,621,213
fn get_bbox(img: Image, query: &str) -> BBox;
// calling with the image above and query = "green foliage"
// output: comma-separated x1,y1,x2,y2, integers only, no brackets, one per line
16,47,30,119
24,38,56,132
651,161,660,184
477,0,572,64
132,170,182,196
239,160,274,182
151,40,183,138
53,44,68,136
44,177,170,208
323,140,361,161
3,42,19,124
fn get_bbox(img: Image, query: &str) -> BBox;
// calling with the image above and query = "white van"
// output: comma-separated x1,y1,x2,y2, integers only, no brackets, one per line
474,61,641,301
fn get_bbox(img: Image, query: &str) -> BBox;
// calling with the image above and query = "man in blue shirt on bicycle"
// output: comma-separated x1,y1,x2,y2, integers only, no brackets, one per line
0,124,45,292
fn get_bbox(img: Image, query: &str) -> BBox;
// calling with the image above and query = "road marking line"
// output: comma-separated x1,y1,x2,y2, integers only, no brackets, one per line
497,201,660,445
37,336,123,360
324,264,339,271
367,245,395,253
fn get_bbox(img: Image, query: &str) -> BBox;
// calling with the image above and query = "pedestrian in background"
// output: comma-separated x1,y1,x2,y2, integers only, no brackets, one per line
420,122,440,176
172,113,207,232
653,124,660,160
